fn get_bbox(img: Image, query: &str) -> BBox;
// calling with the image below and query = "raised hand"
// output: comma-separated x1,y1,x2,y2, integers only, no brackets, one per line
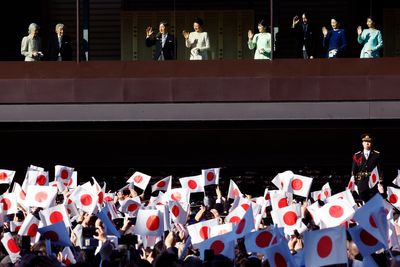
146,26,153,37
322,26,328,37
293,15,300,26
248,30,254,40
357,26,362,35
182,30,190,39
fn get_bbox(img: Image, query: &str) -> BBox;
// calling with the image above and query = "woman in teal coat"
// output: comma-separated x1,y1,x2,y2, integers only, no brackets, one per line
357,17,383,58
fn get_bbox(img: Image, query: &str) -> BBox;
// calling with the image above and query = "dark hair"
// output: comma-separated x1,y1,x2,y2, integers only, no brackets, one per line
258,19,268,28
193,17,204,27
159,21,169,28
331,16,340,24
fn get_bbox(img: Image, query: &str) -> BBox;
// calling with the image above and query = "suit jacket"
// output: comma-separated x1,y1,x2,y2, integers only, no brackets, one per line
292,23,316,58
351,150,381,193
47,34,72,61
145,33,176,60
323,29,347,58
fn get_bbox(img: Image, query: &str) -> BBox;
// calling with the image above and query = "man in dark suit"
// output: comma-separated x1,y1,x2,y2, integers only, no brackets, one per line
47,23,72,61
291,13,316,59
145,21,176,60
351,134,382,202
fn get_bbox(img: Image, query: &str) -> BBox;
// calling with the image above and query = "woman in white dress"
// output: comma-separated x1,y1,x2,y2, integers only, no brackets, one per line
21,23,44,61
182,18,210,60
248,20,271,60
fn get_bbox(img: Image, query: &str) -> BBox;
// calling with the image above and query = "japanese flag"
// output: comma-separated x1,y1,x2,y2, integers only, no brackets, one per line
25,185,57,208
151,176,172,192
233,205,255,238
264,240,297,267
369,167,380,188
168,201,189,225
347,176,358,192
263,188,271,207
48,181,66,193
91,177,105,205
227,180,242,199
187,218,219,244
271,170,294,191
326,189,357,209
39,204,71,227
61,247,77,265
134,209,164,237
0,169,15,184
119,198,141,217
10,221,23,233
244,228,275,254
320,182,331,201
38,221,72,247
149,191,165,207
163,188,190,204
27,170,49,186
105,201,122,220
68,171,78,189
196,231,236,260
202,168,220,186
316,198,355,228
1,232,21,263
55,165,74,186
179,175,205,193
0,193,18,214
272,204,303,235
69,186,98,214
237,197,261,217
210,223,234,238
127,171,151,191
12,183,27,208
18,213,40,239
310,190,322,202
270,190,293,211
97,206,121,238
225,205,246,224
387,186,400,208
103,192,115,203
289,174,313,198
392,170,400,186
348,225,385,257
304,226,348,267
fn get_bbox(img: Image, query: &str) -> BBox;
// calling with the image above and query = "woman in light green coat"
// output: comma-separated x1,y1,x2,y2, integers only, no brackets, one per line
248,20,271,60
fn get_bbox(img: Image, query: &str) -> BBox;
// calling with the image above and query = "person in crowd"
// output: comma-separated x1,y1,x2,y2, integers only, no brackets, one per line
47,23,72,61
322,17,347,58
291,13,316,59
351,133,383,202
145,21,176,60
248,19,272,60
21,23,43,61
357,16,383,58
182,17,210,60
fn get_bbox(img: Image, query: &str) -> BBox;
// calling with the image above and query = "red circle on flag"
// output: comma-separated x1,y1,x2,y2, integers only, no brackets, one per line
64,259,72,266
15,226,21,232
241,203,250,211
389,194,398,204
210,240,225,255
278,198,288,208
207,172,215,181
127,203,138,212
60,169,69,179
235,218,246,234
233,189,240,197
317,235,333,258
265,193,270,201
280,181,284,188
274,252,287,267
372,173,377,183
324,191,329,197
229,216,241,224
172,205,180,217
283,211,297,226
0,172,8,181
36,175,47,185
369,215,377,228
68,178,73,186
49,211,64,224
157,181,166,188
329,205,344,218
255,231,272,248
291,178,303,190
7,239,20,253
35,191,48,203
27,224,38,237
317,193,321,200
171,192,182,202
188,180,197,190
104,196,113,202
146,215,160,231
98,192,104,204
44,231,59,241
360,229,378,246
348,181,354,189
1,198,11,210
20,191,26,200
67,208,72,214
199,226,209,240
134,175,143,184
80,194,93,206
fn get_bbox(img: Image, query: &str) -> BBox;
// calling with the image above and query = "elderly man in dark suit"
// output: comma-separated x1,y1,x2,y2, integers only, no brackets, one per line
47,23,72,61
145,21,176,60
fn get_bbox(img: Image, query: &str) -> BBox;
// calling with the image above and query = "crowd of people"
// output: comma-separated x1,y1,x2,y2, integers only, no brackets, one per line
0,134,399,267
21,13,383,62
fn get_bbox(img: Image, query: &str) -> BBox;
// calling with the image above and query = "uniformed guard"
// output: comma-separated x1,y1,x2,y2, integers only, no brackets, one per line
351,134,382,202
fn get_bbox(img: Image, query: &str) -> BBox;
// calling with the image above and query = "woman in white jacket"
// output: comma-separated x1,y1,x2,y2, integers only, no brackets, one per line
182,18,210,60
21,23,43,61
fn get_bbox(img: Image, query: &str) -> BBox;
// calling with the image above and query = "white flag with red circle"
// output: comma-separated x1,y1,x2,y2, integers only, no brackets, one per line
97,205,121,238
288,174,313,197
202,168,220,186
320,182,331,201
104,192,115,203
48,181,66,193
1,232,21,263
348,225,385,257
25,185,57,208
105,201,122,220
27,170,49,186
196,231,236,260
127,171,151,191
347,176,358,192
91,177,105,205
369,167,380,188
68,186,98,214
244,228,275,254
187,218,219,244
326,189,357,209
18,213,39,239
271,170,294,191
392,170,400,186
39,204,71,227
303,226,348,267
233,205,255,238
264,239,297,267
55,165,74,186
387,186,400,208
225,205,246,224
10,221,23,233
179,175,205,193
210,223,233,238
163,188,190,204
310,190,322,202
316,198,355,228
270,190,293,211
12,182,27,208
119,198,141,217
0,169,15,184
168,201,189,225
38,220,72,247
61,247,77,265
134,209,164,237
149,191,165,207
227,180,242,199
272,204,303,235
151,176,172,192
0,192,18,215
